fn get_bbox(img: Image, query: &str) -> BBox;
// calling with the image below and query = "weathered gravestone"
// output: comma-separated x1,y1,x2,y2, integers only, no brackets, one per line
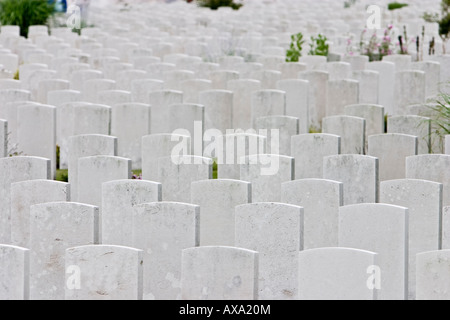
339,204,408,300
235,203,303,300
191,179,251,246
68,134,117,201
368,134,418,181
65,245,143,300
381,179,443,300
291,133,340,179
102,180,161,247
323,155,379,205
0,245,29,300
132,202,199,300
298,247,378,300
11,180,70,248
282,179,343,249
0,156,50,243
30,202,99,300
181,246,259,300
416,250,450,300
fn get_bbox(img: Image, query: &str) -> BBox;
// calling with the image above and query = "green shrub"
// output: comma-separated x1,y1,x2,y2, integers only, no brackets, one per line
309,34,329,56
388,2,409,10
423,0,450,53
286,33,305,62
0,0,54,38
197,0,243,10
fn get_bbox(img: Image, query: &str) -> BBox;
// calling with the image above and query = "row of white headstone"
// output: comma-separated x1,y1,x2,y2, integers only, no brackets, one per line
0,0,449,300
0,152,450,300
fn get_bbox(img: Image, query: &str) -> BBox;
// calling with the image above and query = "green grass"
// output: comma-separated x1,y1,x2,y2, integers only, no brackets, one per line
388,2,409,10
56,169,68,182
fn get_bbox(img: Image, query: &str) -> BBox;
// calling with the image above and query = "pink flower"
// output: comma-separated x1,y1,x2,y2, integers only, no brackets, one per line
384,36,391,41
388,25,393,30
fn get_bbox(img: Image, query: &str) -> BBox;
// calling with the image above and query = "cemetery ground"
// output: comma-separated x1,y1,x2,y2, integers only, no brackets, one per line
0,0,450,302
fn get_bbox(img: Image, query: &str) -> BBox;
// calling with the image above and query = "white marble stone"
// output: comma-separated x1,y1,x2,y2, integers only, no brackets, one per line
251,90,286,126
30,202,99,300
157,155,212,203
97,90,132,106
37,79,69,104
235,203,303,300
381,179,443,300
68,134,117,202
395,71,426,115
339,203,408,300
132,202,199,300
199,90,233,132
82,79,116,103
65,245,143,300
181,246,258,300
406,155,450,206
227,79,261,130
366,61,395,116
131,79,164,103
255,115,299,156
298,70,328,127
0,245,29,300
416,250,450,300
326,79,359,116
412,61,440,97
276,79,309,133
102,180,161,247
240,154,294,203
78,156,131,209
322,115,365,155
0,119,6,157
326,62,352,81
111,103,151,169
0,156,50,243
17,104,56,178
323,155,379,205
282,179,343,249
148,90,183,134
210,70,240,90
191,179,251,246
73,103,111,136
388,115,431,154
11,180,70,248
368,134,418,181
298,247,378,300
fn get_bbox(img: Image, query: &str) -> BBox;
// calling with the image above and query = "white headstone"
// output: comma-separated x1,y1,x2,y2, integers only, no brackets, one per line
148,90,183,134
339,203,408,300
82,79,116,103
276,79,309,133
416,250,450,300
0,245,29,300
235,202,303,300
326,62,352,80
132,202,199,300
381,179,443,300
11,180,70,248
37,79,69,104
388,115,431,154
102,180,161,247
210,70,240,90
111,103,151,169
412,61,440,97
291,133,340,179
298,247,378,300
30,202,99,300
181,246,258,300
65,245,143,300
0,119,6,157
97,90,132,106
352,70,379,104
366,61,395,115
78,156,132,209
0,156,50,243
298,71,329,126
131,79,164,103
324,155,379,205
322,115,365,155
251,90,286,126
406,155,450,206
282,179,343,249
73,103,111,136
240,154,294,203
326,79,359,116
395,71,426,115
191,179,251,246
199,90,233,132
368,134,418,181
180,79,212,104
227,79,261,130
158,155,212,203
17,104,56,178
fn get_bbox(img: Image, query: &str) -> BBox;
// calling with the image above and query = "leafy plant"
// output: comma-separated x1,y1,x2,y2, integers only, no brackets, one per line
388,2,409,10
423,0,450,53
0,0,55,38
56,169,68,182
309,34,329,56
197,0,243,10
286,33,305,62
349,25,395,61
